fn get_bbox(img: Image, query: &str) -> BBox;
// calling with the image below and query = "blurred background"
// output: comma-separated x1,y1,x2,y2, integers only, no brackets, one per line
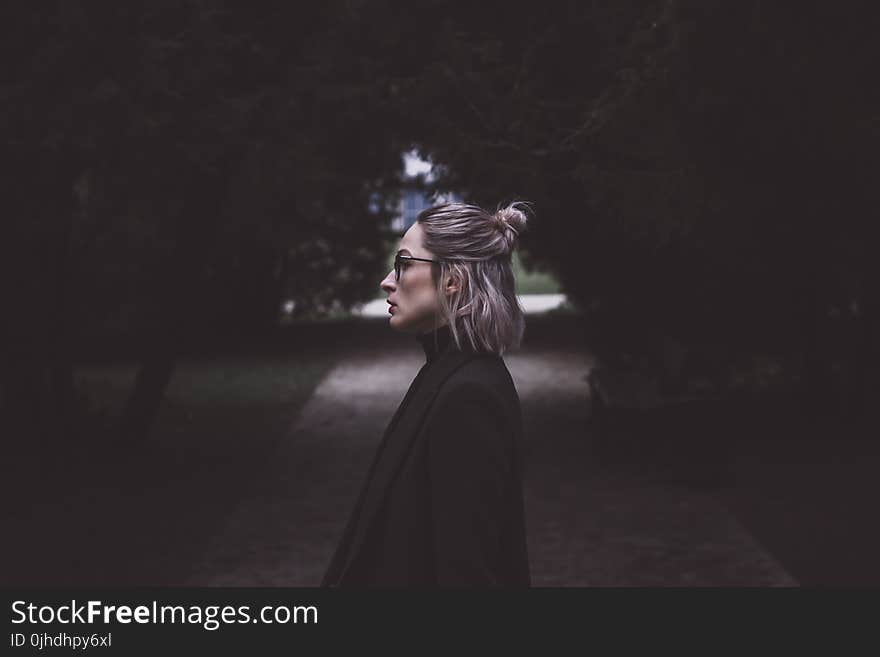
1,0,877,587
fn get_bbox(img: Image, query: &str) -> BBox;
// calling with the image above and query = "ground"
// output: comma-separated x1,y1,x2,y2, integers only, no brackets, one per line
3,314,876,586
185,319,794,586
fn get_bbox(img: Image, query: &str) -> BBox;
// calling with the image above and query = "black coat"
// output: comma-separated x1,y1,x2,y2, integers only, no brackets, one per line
321,322,531,587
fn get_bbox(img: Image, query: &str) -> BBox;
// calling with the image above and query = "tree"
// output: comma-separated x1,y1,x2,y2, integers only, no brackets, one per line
1,1,408,455
342,0,878,407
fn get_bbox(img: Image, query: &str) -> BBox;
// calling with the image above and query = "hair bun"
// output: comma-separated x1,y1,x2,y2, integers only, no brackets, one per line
494,201,531,250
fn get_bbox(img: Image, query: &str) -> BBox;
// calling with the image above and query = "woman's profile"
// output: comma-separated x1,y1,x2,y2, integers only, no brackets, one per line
320,200,532,587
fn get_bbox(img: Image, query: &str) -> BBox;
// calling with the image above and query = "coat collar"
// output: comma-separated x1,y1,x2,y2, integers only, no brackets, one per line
415,321,471,364
333,345,484,584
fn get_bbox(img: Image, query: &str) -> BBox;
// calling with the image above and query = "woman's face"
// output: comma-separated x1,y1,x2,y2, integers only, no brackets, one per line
380,222,449,334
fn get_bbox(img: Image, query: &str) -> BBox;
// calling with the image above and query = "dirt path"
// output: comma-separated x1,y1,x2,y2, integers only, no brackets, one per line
186,341,796,586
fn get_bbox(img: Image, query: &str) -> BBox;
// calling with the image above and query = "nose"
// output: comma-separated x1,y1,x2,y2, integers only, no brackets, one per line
380,269,396,294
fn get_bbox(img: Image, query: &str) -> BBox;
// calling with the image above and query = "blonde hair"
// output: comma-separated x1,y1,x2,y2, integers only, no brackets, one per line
417,200,532,356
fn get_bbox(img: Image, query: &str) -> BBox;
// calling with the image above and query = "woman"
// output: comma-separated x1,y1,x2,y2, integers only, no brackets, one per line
321,201,532,587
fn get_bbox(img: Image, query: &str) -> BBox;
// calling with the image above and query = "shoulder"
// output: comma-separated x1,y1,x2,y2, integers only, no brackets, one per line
446,353,512,390
432,355,518,423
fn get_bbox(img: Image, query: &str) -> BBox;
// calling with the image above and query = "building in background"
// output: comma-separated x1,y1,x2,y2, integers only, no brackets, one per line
390,186,462,233
390,150,461,233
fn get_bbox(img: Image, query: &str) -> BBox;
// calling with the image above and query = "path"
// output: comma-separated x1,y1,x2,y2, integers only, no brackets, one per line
186,339,796,586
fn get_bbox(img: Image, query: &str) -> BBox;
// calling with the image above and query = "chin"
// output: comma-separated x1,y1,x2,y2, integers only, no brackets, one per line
389,314,417,334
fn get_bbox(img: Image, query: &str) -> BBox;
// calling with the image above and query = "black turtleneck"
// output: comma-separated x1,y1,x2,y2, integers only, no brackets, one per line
416,322,455,364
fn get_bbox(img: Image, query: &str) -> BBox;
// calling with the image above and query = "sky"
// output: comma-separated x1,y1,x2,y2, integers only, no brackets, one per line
403,149,434,180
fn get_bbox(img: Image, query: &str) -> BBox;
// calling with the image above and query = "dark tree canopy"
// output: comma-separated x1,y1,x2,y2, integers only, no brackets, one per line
2,0,877,452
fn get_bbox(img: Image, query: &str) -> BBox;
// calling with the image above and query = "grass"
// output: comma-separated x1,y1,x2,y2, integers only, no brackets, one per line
512,252,562,295
73,349,338,458
2,348,340,585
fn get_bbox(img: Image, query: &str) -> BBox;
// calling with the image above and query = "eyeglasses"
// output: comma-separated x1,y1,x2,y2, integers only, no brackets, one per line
394,253,442,282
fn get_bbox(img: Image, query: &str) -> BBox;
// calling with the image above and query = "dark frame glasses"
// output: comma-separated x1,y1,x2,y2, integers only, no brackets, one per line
394,253,442,281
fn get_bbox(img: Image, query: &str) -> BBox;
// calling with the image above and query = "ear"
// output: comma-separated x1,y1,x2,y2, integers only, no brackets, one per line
444,272,461,297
